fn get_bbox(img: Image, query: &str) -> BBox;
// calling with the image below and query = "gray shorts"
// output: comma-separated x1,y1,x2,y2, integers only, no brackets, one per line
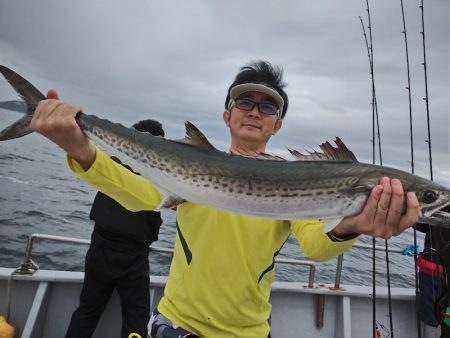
148,309,199,338
148,309,272,338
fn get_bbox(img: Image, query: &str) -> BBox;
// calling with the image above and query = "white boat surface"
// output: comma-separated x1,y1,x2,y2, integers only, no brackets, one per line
0,234,419,338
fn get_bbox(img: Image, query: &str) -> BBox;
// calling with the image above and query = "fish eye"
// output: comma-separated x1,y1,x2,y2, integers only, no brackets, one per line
421,190,437,204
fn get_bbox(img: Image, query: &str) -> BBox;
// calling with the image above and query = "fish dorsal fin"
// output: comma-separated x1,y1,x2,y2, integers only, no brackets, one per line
230,151,287,161
175,121,216,150
288,148,330,161
289,137,358,162
257,153,287,161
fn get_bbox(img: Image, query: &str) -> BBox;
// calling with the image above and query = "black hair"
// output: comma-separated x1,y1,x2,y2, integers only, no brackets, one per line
225,61,289,119
132,119,165,137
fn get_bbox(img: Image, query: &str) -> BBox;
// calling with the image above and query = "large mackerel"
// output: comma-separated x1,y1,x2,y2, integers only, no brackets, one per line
1,65,449,230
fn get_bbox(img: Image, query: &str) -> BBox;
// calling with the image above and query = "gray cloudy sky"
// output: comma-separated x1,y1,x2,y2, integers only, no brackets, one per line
0,0,448,185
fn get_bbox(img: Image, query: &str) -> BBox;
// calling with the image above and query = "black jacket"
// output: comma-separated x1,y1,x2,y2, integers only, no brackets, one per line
89,157,162,248
415,223,450,264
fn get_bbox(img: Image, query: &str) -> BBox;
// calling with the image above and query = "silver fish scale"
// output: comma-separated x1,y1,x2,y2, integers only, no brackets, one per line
73,113,450,224
82,118,378,218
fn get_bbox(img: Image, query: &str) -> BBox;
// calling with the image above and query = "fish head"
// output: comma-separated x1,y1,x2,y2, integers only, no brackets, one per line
414,181,450,228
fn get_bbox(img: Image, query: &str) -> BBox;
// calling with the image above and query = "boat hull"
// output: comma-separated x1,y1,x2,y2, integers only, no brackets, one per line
0,268,418,338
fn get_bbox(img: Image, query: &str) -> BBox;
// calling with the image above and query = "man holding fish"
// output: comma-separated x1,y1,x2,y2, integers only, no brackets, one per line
1,61,425,337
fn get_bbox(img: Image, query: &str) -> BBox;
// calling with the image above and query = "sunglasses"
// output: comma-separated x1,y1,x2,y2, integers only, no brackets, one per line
233,98,280,117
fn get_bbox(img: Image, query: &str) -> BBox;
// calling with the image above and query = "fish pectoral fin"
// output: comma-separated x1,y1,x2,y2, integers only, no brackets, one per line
157,195,186,210
348,183,373,194
174,121,217,150
319,217,344,233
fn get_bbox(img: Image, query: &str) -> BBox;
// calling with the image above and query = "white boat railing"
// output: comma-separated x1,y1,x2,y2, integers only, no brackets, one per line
332,242,409,290
15,233,414,289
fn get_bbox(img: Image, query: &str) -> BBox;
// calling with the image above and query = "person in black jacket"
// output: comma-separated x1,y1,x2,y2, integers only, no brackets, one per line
416,204,450,338
65,119,165,338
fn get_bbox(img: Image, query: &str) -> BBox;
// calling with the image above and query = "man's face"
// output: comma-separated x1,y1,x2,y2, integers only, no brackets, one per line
223,91,282,146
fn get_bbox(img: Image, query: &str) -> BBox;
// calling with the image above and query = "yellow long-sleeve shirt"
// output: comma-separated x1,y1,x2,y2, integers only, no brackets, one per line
69,148,357,338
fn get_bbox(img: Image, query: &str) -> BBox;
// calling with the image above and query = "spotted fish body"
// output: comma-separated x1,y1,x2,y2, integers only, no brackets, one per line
1,65,450,230
83,116,371,219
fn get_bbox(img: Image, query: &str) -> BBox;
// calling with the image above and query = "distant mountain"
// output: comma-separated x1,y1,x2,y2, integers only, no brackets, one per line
0,100,26,113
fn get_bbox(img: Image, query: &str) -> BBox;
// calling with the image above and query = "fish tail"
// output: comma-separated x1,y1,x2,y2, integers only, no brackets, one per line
0,65,46,140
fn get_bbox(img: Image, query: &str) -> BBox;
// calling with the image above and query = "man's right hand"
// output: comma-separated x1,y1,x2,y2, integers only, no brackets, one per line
31,90,96,171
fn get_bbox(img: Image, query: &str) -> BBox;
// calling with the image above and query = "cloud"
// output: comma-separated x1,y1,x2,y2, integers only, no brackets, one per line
0,0,448,184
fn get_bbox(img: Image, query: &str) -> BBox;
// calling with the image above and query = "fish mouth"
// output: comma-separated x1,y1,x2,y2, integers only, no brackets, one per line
420,202,450,228
422,201,450,217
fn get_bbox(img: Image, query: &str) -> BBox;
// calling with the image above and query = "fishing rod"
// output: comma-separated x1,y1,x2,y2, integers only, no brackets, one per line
398,1,421,336
359,1,393,335
364,0,382,166
358,17,377,337
419,0,433,182
361,1,398,335
358,12,377,338
399,0,415,176
418,2,450,337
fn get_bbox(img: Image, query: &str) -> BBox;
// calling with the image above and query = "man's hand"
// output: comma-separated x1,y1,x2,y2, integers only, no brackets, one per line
332,177,420,239
31,90,96,171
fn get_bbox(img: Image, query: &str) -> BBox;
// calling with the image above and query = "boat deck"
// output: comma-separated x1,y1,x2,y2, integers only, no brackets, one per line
0,267,417,338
